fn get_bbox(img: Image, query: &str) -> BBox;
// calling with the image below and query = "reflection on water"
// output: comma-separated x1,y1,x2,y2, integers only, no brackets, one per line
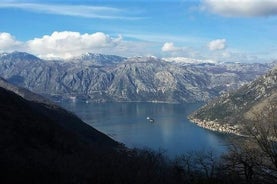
59,101,229,158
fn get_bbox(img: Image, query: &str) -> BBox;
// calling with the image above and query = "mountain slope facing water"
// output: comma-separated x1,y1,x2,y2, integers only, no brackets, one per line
0,77,119,147
189,66,277,135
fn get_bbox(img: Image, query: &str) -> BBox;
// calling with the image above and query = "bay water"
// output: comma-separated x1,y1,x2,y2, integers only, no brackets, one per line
59,101,229,158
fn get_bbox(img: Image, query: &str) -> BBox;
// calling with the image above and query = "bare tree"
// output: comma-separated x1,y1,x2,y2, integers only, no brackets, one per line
223,100,277,183
245,101,277,170
222,139,264,184
244,100,277,182
174,150,222,183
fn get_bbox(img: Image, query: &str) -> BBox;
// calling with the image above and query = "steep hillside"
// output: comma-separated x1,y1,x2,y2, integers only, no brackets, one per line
104,59,211,102
0,77,119,147
189,66,277,135
0,77,52,104
0,82,179,184
0,52,272,103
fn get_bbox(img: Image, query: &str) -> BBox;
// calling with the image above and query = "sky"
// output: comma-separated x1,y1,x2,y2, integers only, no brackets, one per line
0,0,277,63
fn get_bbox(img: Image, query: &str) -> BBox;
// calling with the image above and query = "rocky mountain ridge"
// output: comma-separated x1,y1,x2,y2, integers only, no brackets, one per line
0,51,273,103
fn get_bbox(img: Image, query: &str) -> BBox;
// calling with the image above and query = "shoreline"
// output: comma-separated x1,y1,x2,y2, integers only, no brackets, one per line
188,117,244,137
189,118,277,141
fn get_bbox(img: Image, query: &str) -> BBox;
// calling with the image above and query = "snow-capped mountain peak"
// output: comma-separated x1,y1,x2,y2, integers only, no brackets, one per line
162,57,217,64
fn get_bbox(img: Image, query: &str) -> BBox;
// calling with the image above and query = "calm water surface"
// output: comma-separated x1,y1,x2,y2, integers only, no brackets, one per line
59,101,229,157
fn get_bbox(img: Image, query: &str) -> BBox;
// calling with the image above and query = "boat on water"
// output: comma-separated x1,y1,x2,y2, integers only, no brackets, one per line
146,117,155,123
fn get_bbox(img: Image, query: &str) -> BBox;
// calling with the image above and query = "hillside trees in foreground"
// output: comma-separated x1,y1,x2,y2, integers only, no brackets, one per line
174,101,277,184
244,101,277,181
222,101,277,183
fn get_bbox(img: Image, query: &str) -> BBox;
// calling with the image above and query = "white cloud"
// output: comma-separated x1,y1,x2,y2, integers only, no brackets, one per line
202,0,277,17
0,32,21,52
161,42,202,59
0,2,141,20
0,31,157,59
27,31,122,59
208,39,226,51
0,32,274,63
161,42,182,52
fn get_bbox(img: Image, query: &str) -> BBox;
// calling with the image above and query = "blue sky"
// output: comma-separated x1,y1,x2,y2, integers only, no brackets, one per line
0,0,277,62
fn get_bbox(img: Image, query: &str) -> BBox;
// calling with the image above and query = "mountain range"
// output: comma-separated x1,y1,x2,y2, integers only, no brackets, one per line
0,52,274,103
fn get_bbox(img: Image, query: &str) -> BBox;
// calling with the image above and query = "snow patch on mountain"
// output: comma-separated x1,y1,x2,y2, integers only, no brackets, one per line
162,57,217,64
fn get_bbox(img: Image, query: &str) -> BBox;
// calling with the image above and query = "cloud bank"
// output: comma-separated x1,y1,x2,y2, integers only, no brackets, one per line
0,33,21,52
0,31,123,59
203,0,277,17
27,31,122,59
208,39,226,51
